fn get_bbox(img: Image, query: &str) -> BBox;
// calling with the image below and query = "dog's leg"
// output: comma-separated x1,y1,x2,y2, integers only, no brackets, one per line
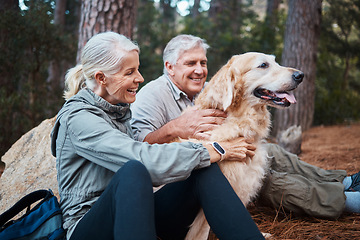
185,210,210,240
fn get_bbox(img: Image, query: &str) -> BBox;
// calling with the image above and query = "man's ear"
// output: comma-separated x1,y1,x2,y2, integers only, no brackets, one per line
165,62,175,76
94,71,106,85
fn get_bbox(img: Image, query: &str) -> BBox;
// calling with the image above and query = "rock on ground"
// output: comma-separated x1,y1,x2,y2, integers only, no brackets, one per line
0,117,58,214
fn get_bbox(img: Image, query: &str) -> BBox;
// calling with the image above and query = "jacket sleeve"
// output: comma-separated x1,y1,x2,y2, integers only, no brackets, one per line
66,108,211,186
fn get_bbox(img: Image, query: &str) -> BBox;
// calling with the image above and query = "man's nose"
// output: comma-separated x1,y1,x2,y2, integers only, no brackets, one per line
194,63,203,74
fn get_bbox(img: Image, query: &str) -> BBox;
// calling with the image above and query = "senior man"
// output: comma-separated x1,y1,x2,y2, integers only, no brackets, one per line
131,34,360,218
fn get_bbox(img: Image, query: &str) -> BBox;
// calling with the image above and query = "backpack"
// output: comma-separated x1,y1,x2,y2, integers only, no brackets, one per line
0,189,65,240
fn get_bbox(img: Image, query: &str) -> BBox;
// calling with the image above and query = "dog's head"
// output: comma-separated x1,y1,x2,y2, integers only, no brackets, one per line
199,52,304,111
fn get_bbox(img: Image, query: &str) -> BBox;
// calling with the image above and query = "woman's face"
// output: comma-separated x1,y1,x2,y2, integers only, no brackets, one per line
100,50,144,105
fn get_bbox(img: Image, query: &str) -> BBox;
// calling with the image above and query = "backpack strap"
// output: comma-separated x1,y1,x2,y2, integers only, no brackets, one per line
0,189,53,227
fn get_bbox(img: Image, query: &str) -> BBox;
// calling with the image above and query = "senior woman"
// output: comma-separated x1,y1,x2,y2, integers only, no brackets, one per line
51,31,264,240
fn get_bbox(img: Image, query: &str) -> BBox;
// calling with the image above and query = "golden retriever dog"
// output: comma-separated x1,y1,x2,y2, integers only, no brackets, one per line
185,52,304,240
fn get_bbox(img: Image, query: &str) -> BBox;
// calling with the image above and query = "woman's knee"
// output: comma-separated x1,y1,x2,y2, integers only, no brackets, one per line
122,160,148,173
118,160,149,176
113,160,153,190
193,163,224,184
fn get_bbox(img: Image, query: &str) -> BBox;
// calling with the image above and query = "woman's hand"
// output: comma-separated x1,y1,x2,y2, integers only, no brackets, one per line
205,137,256,163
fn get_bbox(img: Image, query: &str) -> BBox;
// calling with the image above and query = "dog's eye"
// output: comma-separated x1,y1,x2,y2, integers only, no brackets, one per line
258,62,269,69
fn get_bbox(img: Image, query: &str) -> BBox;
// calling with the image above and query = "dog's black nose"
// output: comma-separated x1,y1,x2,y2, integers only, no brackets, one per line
292,71,304,83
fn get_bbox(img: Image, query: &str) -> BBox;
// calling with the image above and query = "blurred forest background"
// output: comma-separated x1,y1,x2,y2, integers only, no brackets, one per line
0,0,359,158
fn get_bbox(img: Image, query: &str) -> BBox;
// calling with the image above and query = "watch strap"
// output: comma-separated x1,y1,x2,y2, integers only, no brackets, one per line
211,141,226,161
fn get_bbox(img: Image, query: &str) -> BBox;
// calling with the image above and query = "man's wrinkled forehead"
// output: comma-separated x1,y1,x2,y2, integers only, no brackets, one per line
176,47,207,64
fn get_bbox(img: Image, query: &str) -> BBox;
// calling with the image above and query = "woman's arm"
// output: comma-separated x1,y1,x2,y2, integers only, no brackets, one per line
65,108,211,186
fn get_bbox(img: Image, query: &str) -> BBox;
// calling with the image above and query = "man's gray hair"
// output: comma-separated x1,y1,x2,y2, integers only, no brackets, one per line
163,34,210,75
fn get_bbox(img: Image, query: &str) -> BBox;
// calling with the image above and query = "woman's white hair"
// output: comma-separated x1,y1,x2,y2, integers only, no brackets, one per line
64,32,139,100
163,34,210,75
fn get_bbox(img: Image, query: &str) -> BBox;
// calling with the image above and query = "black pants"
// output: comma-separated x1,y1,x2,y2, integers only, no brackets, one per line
70,161,264,240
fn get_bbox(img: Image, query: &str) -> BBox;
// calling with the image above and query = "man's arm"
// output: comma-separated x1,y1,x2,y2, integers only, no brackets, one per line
131,76,227,143
144,106,227,144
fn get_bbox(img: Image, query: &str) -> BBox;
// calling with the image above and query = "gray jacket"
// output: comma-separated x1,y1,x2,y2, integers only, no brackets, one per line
51,88,210,237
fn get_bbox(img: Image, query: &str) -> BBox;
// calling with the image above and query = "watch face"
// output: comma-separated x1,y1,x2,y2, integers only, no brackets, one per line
213,142,225,154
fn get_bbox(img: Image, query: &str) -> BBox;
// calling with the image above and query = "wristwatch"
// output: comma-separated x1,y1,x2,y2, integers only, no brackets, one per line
211,142,226,161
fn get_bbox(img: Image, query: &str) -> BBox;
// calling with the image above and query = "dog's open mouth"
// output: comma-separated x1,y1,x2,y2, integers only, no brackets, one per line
254,88,296,107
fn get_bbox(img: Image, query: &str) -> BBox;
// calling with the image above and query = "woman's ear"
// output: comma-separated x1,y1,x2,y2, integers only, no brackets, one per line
94,71,106,85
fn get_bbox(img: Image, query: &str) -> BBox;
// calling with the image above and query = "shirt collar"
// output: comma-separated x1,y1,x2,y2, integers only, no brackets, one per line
165,75,202,103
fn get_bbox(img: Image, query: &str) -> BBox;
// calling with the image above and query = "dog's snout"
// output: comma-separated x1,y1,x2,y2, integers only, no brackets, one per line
292,71,304,84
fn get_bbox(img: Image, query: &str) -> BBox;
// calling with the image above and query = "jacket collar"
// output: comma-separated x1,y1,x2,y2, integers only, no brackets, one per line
75,88,132,122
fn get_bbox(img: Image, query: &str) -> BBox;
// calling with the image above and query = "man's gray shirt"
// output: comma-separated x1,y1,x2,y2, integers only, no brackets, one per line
131,74,195,141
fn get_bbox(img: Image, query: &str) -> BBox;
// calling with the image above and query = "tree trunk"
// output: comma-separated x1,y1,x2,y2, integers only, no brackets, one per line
230,0,242,35
209,0,241,35
272,0,322,137
160,0,175,23
76,0,137,63
0,0,19,42
262,0,280,52
192,0,201,19
0,0,20,157
0,0,19,12
209,0,224,19
266,0,281,28
47,0,67,91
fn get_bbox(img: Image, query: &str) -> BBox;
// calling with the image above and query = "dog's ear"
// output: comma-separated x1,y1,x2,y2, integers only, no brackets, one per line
197,57,236,111
220,65,236,111
214,57,237,111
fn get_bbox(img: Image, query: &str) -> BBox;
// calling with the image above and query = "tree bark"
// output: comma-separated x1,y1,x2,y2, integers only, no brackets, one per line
230,0,242,35
77,0,137,63
209,0,224,19
266,0,281,28
192,0,201,19
209,0,242,35
47,0,67,91
262,0,281,52
272,0,322,136
0,0,19,12
0,0,20,158
0,0,19,43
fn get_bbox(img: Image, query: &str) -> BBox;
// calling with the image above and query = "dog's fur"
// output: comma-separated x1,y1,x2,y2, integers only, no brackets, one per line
185,52,303,239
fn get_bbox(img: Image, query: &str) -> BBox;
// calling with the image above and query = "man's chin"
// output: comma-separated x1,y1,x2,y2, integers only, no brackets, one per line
189,87,204,97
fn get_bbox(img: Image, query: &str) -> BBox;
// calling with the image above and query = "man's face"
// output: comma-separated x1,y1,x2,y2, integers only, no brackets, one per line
167,47,208,100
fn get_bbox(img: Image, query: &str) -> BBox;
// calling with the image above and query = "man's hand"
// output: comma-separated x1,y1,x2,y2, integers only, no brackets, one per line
143,106,226,144
173,106,227,140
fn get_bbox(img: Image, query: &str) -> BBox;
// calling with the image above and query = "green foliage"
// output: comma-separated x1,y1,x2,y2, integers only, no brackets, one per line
135,0,177,87
314,0,360,125
0,1,76,156
135,0,287,80
179,2,264,77
249,8,287,60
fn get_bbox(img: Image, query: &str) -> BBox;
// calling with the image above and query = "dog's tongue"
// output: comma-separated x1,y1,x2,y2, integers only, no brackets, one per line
275,92,297,103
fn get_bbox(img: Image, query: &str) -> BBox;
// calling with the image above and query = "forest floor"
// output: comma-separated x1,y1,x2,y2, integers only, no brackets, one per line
248,122,360,239
208,122,360,239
